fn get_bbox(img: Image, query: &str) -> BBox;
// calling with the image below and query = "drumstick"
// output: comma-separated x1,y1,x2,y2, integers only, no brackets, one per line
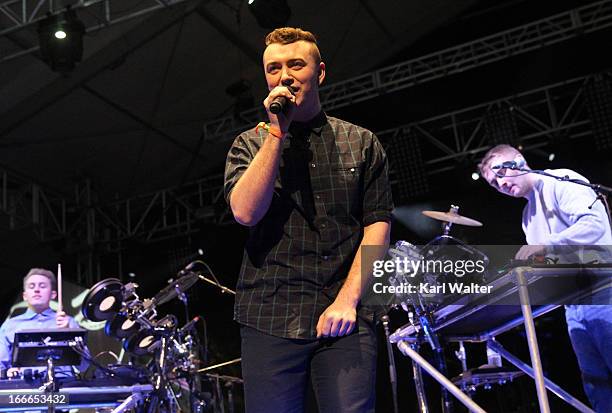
57,263,63,313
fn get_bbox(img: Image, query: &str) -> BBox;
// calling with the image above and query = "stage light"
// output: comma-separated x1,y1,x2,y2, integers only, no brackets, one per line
248,0,291,29
529,148,556,164
37,7,85,72
387,129,429,203
584,75,612,150
485,104,519,146
471,172,480,181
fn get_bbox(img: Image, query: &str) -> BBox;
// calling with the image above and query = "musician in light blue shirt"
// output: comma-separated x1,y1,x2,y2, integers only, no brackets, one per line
0,268,79,377
479,145,612,413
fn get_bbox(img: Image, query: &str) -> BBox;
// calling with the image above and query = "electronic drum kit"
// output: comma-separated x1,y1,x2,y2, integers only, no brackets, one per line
81,264,236,413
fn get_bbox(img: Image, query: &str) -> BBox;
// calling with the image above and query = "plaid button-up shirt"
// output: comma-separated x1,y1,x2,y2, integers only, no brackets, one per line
224,112,393,339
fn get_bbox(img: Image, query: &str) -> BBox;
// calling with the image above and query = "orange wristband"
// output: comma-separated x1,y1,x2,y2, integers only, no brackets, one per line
255,122,286,140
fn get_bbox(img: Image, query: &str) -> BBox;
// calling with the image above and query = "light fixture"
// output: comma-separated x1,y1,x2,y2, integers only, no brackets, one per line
37,7,85,72
387,129,430,203
529,148,556,164
248,0,291,29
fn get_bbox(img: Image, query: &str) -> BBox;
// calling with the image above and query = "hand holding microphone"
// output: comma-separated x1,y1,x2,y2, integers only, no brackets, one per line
264,86,296,134
269,95,288,114
268,86,295,114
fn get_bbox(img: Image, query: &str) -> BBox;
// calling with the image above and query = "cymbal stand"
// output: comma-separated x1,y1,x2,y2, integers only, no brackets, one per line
441,205,459,235
413,304,453,413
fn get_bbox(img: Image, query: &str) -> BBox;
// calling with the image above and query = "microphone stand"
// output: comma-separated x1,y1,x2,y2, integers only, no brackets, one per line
515,168,612,195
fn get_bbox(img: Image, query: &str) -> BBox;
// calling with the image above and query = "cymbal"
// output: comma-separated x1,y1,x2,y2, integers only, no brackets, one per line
153,273,199,306
422,210,483,227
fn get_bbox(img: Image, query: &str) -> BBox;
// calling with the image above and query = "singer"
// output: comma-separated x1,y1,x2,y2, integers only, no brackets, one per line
479,144,612,413
224,27,393,413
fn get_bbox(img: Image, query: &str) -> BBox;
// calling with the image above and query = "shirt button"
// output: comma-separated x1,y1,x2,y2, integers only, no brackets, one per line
350,167,356,173
322,255,330,261
311,163,316,168
321,223,327,228
315,194,320,200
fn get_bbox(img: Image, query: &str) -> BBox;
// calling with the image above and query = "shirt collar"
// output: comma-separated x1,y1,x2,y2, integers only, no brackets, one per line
289,111,327,137
22,307,54,319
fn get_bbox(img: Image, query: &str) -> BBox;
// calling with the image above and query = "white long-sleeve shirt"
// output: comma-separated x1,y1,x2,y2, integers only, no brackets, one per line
522,169,612,246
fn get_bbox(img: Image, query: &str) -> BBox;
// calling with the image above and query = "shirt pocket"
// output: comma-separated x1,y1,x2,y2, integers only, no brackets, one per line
333,160,363,180
330,161,363,213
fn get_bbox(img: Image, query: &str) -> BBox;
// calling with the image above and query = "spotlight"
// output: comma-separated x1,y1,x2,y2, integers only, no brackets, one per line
248,0,291,29
471,172,480,181
387,129,429,203
529,148,556,164
38,7,85,72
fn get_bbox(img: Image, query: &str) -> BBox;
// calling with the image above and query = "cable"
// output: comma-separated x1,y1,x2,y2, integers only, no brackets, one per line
92,350,121,364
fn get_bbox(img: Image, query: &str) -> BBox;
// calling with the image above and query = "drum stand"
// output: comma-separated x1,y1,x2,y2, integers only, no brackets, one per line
483,267,593,413
402,309,484,413
390,265,609,413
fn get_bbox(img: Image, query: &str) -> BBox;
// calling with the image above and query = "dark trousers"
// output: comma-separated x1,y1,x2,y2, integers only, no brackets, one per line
240,321,377,413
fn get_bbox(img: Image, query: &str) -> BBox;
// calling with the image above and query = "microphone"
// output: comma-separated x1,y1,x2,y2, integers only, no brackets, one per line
269,87,295,114
491,160,519,170
269,96,287,114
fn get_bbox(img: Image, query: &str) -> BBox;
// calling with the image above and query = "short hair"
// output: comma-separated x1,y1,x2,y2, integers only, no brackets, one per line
23,268,57,291
265,27,321,63
478,144,522,175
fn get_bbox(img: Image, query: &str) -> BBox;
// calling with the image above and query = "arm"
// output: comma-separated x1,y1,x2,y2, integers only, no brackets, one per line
229,135,284,226
0,323,11,370
316,220,391,337
548,181,611,245
517,173,611,259
227,86,296,226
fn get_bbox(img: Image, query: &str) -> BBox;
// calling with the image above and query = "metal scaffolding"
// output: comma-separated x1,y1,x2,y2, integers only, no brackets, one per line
1,71,603,249
0,169,66,240
0,0,193,61
200,0,612,142
71,70,607,247
379,72,603,177
65,173,229,247
0,70,606,282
